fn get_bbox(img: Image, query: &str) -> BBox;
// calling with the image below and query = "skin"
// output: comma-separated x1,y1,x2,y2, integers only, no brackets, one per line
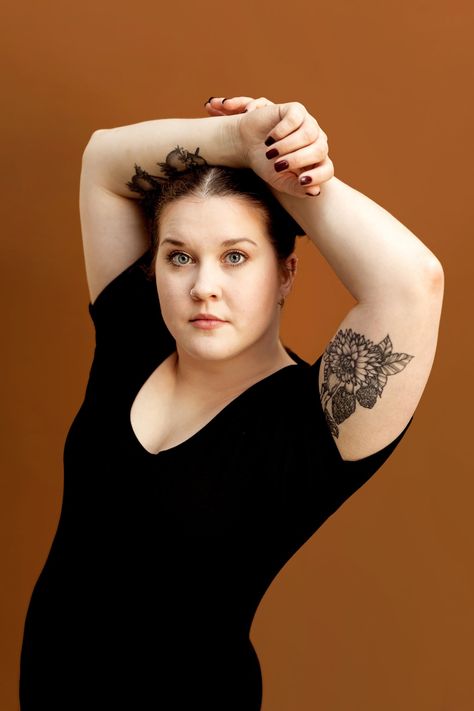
154,194,299,403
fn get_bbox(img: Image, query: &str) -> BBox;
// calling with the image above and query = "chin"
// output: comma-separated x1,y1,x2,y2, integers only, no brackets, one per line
181,335,249,362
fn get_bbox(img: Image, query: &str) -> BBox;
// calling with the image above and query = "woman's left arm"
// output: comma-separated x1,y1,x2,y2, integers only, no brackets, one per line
267,174,443,304
207,96,444,461
272,175,445,461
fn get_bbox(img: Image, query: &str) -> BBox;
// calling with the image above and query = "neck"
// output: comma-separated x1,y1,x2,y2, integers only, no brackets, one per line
172,338,295,403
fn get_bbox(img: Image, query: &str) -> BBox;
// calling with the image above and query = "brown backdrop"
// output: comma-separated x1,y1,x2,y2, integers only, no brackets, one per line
2,1,472,709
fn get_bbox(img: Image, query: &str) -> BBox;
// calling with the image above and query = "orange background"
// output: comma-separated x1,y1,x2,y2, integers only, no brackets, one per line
2,1,473,709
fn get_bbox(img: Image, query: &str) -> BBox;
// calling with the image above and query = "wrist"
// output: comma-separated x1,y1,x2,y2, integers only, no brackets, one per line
218,114,248,169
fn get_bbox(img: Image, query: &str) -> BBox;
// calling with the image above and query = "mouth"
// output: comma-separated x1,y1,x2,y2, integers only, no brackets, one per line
190,315,226,322
190,318,228,329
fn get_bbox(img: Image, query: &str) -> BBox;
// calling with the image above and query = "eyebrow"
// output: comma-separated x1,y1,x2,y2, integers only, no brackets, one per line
160,238,258,248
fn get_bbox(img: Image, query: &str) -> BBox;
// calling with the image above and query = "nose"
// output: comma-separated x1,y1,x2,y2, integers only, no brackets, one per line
189,264,222,301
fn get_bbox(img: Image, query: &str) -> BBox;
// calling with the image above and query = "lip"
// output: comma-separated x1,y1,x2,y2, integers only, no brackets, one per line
190,319,227,330
190,314,226,322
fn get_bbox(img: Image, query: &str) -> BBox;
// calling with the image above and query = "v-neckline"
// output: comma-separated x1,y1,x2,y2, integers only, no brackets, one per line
128,354,306,458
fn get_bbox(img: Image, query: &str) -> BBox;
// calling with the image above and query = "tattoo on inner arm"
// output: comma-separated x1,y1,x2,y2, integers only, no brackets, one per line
125,145,208,196
320,328,414,439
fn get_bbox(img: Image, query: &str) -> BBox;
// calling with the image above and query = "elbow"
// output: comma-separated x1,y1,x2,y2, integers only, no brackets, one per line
82,129,109,158
81,130,112,177
397,255,445,305
422,256,445,296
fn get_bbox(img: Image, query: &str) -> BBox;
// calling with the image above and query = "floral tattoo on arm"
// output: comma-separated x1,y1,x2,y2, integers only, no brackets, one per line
321,328,414,439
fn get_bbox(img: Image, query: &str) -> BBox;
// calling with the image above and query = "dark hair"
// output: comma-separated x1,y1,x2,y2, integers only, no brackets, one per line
134,164,305,284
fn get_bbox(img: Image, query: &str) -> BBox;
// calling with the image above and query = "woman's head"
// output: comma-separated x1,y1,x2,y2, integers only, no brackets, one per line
140,165,304,284
138,165,304,364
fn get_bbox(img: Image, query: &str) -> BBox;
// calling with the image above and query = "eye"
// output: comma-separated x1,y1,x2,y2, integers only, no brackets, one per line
224,250,247,265
166,251,191,266
165,250,248,267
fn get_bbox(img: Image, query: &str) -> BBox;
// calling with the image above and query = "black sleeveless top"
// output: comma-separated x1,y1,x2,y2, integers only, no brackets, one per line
19,247,413,710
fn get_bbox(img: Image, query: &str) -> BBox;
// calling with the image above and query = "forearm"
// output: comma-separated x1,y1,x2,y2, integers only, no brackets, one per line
82,115,245,198
270,176,443,302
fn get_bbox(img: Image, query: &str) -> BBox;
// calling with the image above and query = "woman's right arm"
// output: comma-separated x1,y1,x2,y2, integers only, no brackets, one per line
80,115,245,304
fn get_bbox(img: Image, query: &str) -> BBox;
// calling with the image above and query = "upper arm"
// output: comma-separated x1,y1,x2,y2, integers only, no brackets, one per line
79,134,151,305
318,271,444,462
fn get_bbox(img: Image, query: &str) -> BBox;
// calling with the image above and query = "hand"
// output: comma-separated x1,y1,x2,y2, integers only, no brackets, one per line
204,95,334,197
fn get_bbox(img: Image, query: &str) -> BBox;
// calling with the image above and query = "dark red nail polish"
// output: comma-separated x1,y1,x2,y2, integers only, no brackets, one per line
205,96,215,106
300,176,312,185
265,148,279,160
275,160,289,172
265,136,276,147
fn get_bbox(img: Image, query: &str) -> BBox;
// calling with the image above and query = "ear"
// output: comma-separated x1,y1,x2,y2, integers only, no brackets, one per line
279,252,298,298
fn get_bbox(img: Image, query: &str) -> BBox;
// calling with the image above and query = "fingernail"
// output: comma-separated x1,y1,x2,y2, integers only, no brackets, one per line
205,96,215,106
265,136,276,147
300,176,312,185
306,190,321,196
265,148,279,160
222,98,229,104
275,160,289,172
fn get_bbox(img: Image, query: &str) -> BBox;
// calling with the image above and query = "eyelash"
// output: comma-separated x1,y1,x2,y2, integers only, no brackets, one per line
165,250,248,267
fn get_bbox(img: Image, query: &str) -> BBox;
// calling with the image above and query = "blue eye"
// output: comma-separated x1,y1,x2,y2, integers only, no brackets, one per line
225,251,246,265
167,252,190,266
165,250,247,267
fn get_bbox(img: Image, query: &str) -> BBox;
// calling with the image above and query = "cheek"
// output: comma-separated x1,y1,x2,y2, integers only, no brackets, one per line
156,272,183,298
155,280,185,325
236,274,279,318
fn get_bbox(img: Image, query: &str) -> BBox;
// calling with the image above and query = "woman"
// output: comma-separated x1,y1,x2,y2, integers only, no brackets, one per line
19,96,444,710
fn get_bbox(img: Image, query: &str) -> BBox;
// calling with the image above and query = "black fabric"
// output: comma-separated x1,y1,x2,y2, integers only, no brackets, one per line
19,247,413,710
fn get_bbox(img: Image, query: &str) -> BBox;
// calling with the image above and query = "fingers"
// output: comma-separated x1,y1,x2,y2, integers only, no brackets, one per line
205,96,255,115
204,96,275,115
204,97,228,116
263,115,331,192
265,101,307,142
266,135,328,176
203,97,333,198
266,135,328,174
299,157,335,194
272,156,334,198
262,102,329,189
266,120,326,159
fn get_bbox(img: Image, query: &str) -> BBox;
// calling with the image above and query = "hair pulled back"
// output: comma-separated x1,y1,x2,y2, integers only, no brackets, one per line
133,163,305,283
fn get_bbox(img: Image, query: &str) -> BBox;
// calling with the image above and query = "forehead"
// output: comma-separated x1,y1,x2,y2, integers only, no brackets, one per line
159,195,268,244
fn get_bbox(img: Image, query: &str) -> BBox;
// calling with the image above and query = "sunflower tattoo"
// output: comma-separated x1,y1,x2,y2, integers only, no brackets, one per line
321,328,414,438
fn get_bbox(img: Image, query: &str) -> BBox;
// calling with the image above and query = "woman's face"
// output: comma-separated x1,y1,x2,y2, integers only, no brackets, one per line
155,195,296,363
